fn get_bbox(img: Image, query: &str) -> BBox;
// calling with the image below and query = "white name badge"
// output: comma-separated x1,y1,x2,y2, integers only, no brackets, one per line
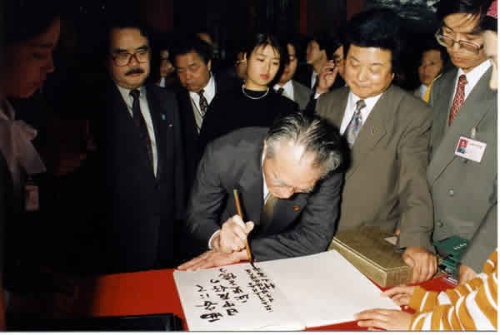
454,136,487,163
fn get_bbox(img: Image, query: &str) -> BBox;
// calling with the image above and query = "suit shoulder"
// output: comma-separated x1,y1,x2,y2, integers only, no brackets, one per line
208,127,267,155
292,80,311,93
319,86,349,101
432,67,457,90
147,83,177,100
390,85,431,114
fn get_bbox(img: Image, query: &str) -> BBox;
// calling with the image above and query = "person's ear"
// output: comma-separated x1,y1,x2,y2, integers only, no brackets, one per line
207,59,212,72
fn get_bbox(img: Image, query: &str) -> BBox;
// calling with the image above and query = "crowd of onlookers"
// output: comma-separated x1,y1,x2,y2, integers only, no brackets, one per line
0,0,497,330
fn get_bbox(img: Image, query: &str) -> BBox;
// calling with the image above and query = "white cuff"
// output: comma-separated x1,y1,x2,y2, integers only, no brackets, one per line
208,229,221,250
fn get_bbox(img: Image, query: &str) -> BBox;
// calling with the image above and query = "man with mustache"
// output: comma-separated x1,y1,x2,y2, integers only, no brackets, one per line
84,18,185,274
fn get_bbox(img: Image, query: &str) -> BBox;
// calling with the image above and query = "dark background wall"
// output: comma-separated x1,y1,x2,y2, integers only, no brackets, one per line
55,0,440,91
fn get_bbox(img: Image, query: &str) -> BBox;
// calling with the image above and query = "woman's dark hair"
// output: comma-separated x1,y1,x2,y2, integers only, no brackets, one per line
244,33,286,87
4,0,61,46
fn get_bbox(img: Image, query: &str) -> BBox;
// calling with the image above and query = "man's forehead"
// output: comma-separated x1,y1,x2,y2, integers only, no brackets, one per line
443,13,482,34
348,46,392,63
110,28,148,45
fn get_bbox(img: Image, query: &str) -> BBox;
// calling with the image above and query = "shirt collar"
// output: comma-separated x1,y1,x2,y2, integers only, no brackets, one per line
116,84,145,107
457,60,491,92
189,73,216,103
274,80,294,98
348,90,383,113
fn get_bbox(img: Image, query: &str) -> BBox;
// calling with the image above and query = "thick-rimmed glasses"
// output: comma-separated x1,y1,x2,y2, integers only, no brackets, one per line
111,47,150,66
435,29,483,54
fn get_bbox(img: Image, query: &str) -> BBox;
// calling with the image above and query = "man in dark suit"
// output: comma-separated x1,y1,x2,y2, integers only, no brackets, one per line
170,36,238,199
274,37,312,111
316,9,436,283
295,32,345,92
86,19,184,273
428,0,497,284
178,113,344,270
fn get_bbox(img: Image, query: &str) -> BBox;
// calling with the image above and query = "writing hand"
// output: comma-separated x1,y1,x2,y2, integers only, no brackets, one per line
355,308,413,330
212,215,254,254
177,250,247,271
316,60,338,94
403,246,437,283
458,264,477,285
381,285,415,306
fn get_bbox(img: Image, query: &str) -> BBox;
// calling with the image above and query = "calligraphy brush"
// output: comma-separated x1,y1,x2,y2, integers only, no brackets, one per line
233,189,256,269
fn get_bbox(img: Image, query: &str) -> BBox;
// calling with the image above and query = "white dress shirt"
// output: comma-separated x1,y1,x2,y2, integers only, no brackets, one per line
339,91,383,135
310,71,319,90
451,60,491,107
189,74,216,132
274,80,295,102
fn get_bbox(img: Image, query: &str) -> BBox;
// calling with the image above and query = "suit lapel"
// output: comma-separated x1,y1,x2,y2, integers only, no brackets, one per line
346,87,389,180
145,85,163,179
292,80,307,108
267,194,308,235
330,89,348,127
234,143,265,225
428,68,495,184
430,69,457,153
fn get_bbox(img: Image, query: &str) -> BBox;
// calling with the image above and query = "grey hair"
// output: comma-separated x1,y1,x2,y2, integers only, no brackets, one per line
264,112,343,177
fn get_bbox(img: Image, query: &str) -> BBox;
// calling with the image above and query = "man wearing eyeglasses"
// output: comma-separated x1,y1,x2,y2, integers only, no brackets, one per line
83,18,185,274
428,0,497,284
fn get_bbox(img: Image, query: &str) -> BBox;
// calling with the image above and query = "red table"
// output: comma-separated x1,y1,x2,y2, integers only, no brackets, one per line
12,267,453,330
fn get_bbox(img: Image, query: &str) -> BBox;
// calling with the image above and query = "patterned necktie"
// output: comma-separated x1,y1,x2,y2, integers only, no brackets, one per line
260,193,278,227
276,87,284,96
198,89,208,117
345,99,366,147
448,74,468,125
130,89,153,166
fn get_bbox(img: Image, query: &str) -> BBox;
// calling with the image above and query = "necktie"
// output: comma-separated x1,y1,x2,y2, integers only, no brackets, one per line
276,87,284,96
345,99,366,147
260,193,278,227
198,89,208,117
448,74,468,125
130,89,153,165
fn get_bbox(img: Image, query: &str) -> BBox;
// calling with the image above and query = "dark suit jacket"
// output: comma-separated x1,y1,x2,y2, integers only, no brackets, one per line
88,82,185,273
186,127,343,261
428,67,497,271
174,73,239,200
316,85,434,251
0,152,10,274
291,80,312,111
295,64,345,91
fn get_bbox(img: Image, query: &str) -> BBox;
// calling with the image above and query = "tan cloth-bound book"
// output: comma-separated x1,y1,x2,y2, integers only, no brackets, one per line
328,226,412,288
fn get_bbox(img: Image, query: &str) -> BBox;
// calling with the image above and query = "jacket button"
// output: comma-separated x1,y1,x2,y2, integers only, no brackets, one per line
436,220,444,227
448,189,455,196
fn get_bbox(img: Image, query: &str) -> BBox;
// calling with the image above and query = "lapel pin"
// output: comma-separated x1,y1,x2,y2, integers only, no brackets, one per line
293,205,300,212
161,114,166,121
